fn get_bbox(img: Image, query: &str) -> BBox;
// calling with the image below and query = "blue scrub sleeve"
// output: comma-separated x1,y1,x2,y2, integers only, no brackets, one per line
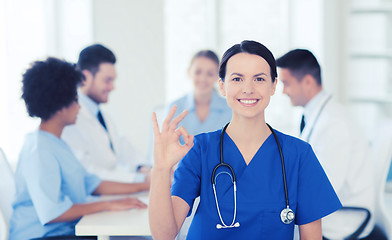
171,138,202,216
295,145,342,225
84,171,102,195
24,149,73,225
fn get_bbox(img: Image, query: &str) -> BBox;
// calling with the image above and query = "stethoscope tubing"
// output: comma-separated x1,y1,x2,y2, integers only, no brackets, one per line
302,95,332,142
211,123,235,185
212,122,293,224
267,123,290,208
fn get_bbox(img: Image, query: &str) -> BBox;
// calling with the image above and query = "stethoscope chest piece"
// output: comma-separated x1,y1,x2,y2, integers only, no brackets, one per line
280,207,295,224
215,123,295,228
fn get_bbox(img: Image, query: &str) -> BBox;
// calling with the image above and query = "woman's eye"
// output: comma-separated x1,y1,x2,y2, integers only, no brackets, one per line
255,77,265,82
232,77,241,82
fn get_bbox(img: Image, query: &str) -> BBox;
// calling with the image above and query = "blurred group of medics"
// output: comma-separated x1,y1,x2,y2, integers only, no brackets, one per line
6,41,391,240
9,45,150,240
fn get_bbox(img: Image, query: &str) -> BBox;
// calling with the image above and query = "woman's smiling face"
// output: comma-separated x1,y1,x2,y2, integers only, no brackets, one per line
189,56,219,96
219,52,277,120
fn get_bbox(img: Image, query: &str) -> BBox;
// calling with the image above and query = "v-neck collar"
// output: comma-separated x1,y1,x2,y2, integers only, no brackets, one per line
223,131,274,168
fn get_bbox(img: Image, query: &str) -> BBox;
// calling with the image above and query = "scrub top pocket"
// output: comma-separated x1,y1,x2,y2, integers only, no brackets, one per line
259,210,295,239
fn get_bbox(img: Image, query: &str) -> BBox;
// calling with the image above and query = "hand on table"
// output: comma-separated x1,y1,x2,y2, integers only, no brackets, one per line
106,197,147,211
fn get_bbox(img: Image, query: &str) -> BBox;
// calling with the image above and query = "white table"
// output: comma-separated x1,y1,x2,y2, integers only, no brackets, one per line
75,192,151,240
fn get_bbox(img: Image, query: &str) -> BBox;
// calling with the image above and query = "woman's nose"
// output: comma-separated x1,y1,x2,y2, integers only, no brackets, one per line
242,80,255,94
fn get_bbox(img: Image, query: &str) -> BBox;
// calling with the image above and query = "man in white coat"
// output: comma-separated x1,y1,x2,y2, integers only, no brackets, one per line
277,49,385,240
62,44,149,182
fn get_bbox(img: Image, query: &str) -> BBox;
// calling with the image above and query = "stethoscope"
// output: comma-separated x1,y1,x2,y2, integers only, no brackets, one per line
211,123,295,230
301,95,332,142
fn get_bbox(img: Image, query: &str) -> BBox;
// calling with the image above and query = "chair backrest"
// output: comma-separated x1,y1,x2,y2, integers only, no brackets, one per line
0,148,15,240
371,120,392,239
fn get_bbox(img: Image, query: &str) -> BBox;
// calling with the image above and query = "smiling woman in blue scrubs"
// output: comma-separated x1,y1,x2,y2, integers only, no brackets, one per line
9,58,149,240
149,40,342,240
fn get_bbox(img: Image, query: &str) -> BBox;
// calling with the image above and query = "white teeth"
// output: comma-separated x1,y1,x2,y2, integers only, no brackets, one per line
239,99,257,104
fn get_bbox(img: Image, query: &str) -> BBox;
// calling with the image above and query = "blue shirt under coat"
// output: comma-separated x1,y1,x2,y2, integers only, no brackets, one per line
9,130,102,240
171,129,342,239
167,91,232,142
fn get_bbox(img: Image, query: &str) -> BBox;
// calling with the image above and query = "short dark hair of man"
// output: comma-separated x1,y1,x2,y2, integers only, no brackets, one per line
22,57,84,121
276,49,322,86
77,44,116,76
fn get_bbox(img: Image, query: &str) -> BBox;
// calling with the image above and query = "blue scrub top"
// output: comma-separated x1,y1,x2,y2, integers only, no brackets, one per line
9,130,102,240
168,91,232,142
171,129,341,239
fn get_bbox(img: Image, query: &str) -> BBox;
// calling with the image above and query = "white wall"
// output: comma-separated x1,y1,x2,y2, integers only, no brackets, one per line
92,0,165,156
322,0,346,101
165,0,217,103
0,0,7,154
289,0,345,101
52,0,94,61
1,0,48,166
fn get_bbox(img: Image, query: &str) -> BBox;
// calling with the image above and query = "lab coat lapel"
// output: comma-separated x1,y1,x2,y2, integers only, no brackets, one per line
300,94,331,142
79,103,116,153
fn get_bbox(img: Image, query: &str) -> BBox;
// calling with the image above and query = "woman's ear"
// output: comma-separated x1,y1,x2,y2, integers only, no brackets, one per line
219,79,226,96
271,77,278,96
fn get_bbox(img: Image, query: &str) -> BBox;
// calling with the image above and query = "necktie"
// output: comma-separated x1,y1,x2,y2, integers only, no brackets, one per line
97,110,114,152
300,114,306,133
97,110,107,130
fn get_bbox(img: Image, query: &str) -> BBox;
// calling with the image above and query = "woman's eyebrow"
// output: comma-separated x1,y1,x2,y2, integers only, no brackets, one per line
230,73,244,77
254,73,268,77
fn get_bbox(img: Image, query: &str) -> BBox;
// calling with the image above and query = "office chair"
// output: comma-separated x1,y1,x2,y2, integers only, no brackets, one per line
323,120,392,240
371,120,392,239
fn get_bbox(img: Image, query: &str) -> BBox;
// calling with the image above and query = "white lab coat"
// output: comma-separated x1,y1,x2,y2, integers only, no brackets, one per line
61,102,145,181
301,93,375,239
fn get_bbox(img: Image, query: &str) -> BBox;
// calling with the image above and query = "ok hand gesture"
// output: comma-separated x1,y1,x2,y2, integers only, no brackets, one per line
152,106,194,171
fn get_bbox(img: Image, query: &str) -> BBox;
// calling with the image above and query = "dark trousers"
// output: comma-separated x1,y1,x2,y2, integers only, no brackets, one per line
31,236,97,240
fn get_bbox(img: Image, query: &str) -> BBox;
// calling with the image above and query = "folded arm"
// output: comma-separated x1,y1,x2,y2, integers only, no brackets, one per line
49,197,147,223
93,180,149,195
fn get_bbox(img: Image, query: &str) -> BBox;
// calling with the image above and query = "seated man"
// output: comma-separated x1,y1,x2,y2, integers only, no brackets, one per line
9,58,149,240
277,49,385,240
62,44,149,181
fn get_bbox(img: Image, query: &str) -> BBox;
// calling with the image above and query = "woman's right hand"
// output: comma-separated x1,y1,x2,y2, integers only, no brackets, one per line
152,105,194,171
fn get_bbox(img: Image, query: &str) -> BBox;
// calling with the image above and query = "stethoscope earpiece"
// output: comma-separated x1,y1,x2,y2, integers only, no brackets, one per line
216,222,240,229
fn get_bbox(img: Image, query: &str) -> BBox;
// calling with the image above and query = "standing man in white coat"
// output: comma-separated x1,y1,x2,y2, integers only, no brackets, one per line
277,49,385,240
62,44,149,182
